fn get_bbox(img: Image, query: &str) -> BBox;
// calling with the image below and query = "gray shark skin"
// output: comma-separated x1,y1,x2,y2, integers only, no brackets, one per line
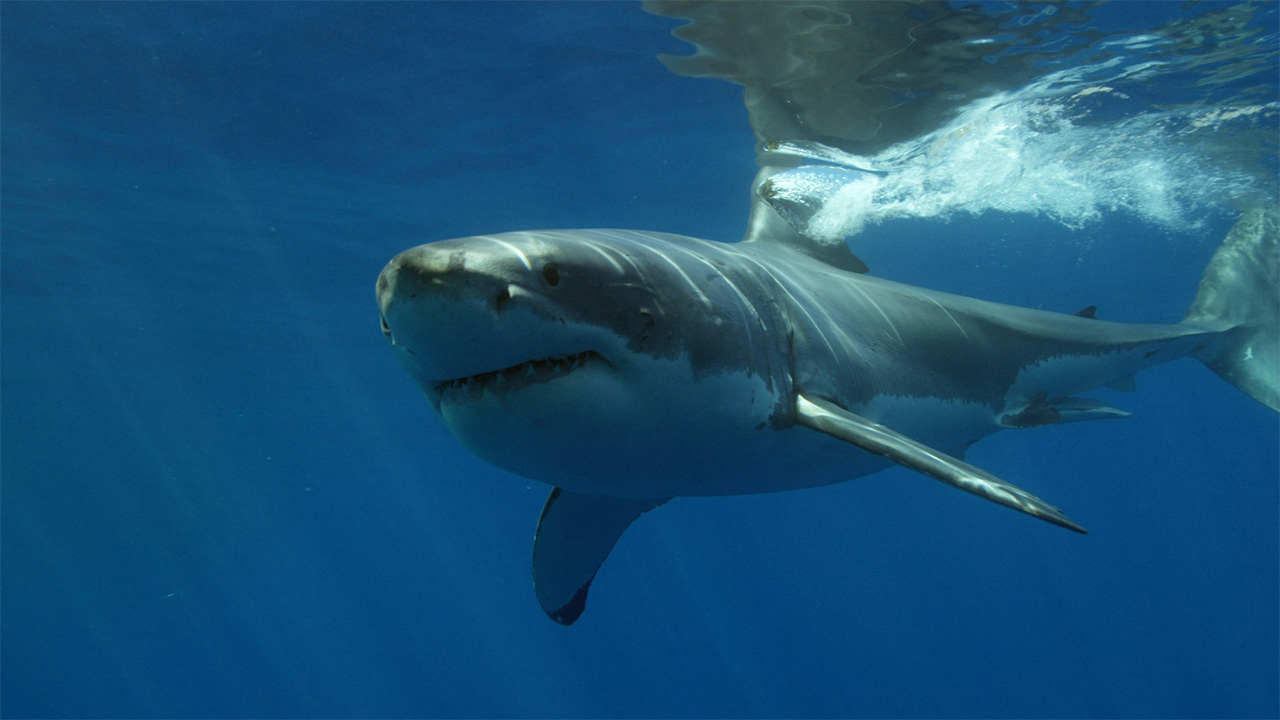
377,205,1279,625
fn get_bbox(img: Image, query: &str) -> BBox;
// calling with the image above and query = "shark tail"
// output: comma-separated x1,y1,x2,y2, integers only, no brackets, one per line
1184,206,1279,411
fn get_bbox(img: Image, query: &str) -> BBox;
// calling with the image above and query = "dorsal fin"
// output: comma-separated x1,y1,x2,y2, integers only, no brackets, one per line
741,166,869,274
1074,305,1098,319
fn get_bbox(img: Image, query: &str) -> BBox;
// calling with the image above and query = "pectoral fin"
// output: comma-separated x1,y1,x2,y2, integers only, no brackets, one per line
532,489,669,625
795,394,1086,533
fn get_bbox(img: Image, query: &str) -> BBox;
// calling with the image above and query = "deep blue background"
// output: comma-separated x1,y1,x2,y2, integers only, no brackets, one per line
2,3,1276,718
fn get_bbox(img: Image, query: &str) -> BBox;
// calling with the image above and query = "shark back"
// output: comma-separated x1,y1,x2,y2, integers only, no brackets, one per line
735,239,1216,450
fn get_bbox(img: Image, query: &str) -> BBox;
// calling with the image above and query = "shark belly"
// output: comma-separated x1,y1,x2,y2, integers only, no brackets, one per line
440,358,1007,499
437,348,898,498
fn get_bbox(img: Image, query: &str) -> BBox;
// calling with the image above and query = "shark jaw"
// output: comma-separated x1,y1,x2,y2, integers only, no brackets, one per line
427,350,608,410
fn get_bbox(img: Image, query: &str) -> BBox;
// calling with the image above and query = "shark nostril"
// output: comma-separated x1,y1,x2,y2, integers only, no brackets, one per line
380,315,391,337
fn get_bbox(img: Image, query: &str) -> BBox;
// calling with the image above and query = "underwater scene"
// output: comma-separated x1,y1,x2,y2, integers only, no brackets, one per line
2,2,1277,718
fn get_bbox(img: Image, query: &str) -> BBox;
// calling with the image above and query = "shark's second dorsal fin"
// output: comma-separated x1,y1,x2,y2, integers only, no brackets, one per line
742,167,869,274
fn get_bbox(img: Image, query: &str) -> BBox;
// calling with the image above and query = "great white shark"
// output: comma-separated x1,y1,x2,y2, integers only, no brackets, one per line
377,169,1279,623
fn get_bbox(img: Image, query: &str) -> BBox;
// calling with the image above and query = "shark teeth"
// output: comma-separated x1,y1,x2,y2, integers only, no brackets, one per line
434,351,602,403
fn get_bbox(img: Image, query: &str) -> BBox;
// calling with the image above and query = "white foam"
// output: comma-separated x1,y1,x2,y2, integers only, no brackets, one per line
777,65,1277,242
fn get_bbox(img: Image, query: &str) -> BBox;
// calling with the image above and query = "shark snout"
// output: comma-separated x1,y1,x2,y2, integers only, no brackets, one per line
377,244,526,325
376,240,591,385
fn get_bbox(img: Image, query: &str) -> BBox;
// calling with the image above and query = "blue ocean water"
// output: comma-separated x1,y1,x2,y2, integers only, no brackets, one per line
1,2,1277,718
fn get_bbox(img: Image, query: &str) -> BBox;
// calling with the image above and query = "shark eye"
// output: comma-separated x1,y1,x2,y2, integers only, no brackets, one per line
542,263,561,287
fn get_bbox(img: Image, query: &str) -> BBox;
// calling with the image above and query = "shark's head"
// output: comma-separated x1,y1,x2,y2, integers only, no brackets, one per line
376,229,793,496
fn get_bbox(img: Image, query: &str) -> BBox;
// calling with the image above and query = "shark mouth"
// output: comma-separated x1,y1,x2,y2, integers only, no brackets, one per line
432,350,604,405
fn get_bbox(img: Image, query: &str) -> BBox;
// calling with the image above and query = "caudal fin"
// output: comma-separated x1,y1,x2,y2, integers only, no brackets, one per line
1184,207,1279,411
